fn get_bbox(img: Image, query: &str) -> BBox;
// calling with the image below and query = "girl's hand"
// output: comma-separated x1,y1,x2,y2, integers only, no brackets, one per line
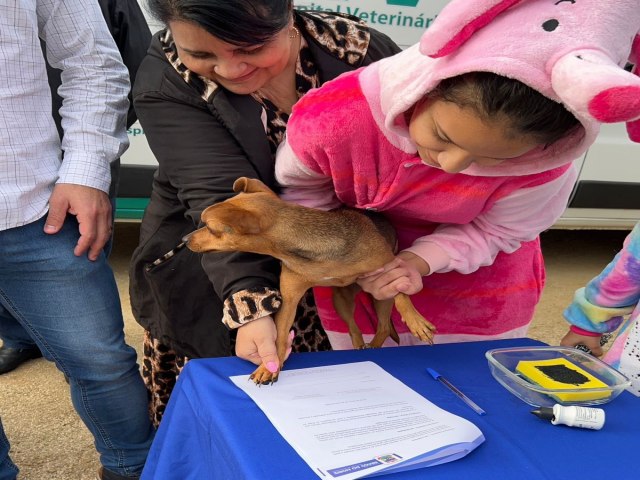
235,316,294,372
357,252,428,300
560,330,604,357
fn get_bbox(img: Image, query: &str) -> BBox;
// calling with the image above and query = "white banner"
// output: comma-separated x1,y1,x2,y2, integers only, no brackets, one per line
294,0,450,48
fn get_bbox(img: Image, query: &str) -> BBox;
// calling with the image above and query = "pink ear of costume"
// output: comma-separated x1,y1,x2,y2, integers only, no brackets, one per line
625,34,640,142
551,49,640,143
589,86,640,124
419,0,525,58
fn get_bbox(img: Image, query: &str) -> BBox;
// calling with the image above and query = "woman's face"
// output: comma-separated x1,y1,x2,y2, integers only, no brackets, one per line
169,20,295,95
409,99,539,174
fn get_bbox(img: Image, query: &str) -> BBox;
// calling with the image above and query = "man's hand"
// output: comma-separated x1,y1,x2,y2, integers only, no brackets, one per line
235,316,294,372
44,183,112,261
357,251,428,300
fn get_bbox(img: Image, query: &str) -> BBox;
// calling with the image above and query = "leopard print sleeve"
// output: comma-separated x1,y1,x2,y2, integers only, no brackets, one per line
222,287,282,329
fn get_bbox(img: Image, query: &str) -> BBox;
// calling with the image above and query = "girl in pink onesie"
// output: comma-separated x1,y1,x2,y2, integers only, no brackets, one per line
274,0,640,349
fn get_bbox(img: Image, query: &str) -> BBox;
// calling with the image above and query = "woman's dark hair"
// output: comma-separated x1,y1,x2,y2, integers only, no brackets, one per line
429,72,581,146
147,0,293,46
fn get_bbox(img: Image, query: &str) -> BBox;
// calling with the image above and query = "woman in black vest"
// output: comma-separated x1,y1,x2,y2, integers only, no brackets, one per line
130,0,400,425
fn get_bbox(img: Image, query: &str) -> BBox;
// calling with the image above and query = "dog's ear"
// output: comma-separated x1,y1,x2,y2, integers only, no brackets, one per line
231,209,265,234
233,177,276,196
206,204,264,235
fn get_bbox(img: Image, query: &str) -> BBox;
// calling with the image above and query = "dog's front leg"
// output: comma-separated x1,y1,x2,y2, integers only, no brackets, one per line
394,293,437,344
250,268,311,385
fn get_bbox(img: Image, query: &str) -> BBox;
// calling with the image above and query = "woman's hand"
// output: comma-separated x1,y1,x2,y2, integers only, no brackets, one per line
560,329,604,357
357,251,429,300
235,316,294,372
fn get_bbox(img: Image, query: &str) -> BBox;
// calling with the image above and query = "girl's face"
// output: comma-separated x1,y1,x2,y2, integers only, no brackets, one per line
409,99,539,174
169,20,295,95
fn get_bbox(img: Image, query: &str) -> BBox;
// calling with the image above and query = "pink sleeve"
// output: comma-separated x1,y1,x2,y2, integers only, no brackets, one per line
275,136,341,211
405,164,579,274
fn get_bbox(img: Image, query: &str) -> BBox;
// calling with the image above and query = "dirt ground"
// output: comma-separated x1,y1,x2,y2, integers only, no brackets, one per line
0,224,630,479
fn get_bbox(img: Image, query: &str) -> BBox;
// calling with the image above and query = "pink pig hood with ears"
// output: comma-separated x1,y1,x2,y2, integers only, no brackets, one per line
421,0,640,141
359,0,640,177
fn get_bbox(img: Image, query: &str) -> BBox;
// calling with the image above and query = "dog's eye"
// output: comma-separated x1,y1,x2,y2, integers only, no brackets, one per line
204,223,222,237
542,19,559,32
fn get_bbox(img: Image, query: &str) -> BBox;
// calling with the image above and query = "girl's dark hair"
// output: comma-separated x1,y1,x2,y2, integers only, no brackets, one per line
429,72,581,146
147,0,293,45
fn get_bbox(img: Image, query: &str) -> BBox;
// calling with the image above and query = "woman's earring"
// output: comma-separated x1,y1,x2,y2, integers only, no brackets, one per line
289,26,300,39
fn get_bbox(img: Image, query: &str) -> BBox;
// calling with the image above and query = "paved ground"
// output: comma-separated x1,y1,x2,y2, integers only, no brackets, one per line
0,224,630,479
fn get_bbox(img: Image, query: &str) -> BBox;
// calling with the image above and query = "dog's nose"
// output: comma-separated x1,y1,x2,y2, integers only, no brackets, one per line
182,232,194,243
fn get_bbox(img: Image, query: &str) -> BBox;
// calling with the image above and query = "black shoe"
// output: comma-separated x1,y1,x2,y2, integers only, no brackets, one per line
97,467,140,480
0,345,43,374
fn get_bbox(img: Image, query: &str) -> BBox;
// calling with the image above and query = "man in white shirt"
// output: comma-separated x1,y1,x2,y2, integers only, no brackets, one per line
0,1,154,479
0,0,152,376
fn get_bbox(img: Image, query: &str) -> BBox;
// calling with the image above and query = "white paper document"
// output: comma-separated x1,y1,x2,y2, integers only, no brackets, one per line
230,361,484,479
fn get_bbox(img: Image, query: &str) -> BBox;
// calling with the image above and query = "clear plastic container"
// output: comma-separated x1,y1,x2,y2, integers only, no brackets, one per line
485,346,631,407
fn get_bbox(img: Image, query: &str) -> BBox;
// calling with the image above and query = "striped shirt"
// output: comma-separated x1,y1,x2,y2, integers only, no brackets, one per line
0,0,129,231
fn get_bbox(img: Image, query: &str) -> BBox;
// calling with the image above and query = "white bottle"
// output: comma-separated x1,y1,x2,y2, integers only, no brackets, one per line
531,404,605,430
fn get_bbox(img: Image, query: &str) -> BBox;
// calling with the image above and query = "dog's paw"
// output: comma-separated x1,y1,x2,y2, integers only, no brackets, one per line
250,364,280,385
407,317,437,345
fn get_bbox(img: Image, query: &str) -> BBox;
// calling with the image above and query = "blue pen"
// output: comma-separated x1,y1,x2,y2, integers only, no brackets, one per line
427,368,486,416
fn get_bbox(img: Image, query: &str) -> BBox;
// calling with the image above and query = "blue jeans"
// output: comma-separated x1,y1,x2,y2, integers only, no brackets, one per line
0,215,154,477
0,418,18,480
0,182,117,351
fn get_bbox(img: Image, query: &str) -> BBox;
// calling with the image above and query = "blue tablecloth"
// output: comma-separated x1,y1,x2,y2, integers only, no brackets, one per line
142,338,638,479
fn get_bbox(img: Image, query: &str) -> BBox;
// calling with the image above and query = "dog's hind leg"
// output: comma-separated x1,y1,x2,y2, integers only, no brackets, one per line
394,293,436,344
369,298,399,348
250,268,311,385
332,284,366,349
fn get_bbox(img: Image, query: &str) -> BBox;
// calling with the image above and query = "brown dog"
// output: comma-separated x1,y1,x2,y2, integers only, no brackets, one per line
186,177,435,383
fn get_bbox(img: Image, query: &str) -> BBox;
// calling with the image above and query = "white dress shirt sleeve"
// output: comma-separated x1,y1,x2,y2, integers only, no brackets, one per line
37,0,130,193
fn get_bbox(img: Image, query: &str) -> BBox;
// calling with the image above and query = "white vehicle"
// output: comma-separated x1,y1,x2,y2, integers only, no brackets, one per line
119,0,640,228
